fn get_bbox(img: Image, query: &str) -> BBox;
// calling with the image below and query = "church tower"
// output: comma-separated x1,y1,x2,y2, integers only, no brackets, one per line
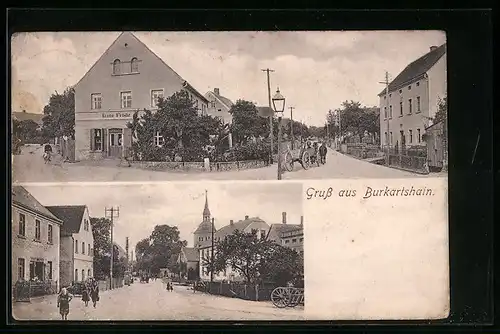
194,190,216,248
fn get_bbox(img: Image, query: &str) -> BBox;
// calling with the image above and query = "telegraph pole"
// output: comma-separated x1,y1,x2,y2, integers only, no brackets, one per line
262,68,275,163
105,207,119,290
289,106,295,149
379,71,390,165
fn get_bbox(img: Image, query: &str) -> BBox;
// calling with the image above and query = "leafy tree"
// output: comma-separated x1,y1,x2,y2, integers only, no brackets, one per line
41,87,75,140
229,100,269,145
203,229,302,285
127,91,224,162
134,225,187,275
326,101,380,138
434,96,447,124
90,217,126,279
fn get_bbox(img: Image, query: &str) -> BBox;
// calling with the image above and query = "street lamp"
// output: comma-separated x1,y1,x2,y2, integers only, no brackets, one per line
272,87,286,180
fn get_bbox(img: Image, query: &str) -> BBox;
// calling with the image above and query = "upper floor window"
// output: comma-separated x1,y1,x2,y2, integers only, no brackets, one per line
417,128,422,143
120,91,132,109
18,213,26,237
409,129,413,143
154,131,165,147
88,244,91,256
91,93,102,110
113,59,121,75
48,224,53,244
416,82,420,87
408,85,412,90
408,99,413,114
399,102,403,116
83,219,89,231
75,239,79,253
131,57,139,73
389,105,393,118
151,89,164,108
383,107,387,119
35,220,41,241
82,242,85,255
417,96,421,112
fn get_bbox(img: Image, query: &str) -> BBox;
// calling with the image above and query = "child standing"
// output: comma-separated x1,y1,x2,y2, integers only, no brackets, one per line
57,288,73,320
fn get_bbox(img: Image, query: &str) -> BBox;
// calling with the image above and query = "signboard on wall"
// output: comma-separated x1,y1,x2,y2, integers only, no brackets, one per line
102,112,133,119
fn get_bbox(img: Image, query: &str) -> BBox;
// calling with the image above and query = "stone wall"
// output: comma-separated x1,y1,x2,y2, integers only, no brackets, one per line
129,159,269,172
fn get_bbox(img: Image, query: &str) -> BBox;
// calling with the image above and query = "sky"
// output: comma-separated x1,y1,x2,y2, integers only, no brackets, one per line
11,31,446,126
24,182,303,256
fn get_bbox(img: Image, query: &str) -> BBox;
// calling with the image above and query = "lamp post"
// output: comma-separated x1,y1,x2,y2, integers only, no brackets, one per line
272,87,286,180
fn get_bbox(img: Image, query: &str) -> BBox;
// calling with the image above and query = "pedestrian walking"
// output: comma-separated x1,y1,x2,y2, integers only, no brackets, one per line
90,278,100,308
319,142,327,164
81,283,90,307
57,288,73,320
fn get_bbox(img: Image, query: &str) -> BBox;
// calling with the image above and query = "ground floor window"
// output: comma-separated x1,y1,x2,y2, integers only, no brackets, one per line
88,269,91,278
75,268,78,282
82,269,85,281
18,258,25,280
47,261,53,280
29,260,44,281
90,129,103,151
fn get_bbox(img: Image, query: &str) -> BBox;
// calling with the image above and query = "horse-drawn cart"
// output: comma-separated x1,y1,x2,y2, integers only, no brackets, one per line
283,142,321,172
270,287,304,308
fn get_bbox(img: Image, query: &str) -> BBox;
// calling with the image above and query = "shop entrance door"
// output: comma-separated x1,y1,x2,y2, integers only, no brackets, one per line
108,128,123,158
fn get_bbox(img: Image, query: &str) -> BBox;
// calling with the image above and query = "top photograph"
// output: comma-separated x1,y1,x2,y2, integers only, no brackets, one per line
11,31,448,183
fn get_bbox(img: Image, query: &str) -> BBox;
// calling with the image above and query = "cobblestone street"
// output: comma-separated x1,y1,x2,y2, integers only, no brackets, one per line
12,146,435,183
12,280,304,321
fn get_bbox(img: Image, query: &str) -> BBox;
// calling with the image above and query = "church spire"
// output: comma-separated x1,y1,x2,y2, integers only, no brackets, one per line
203,190,211,221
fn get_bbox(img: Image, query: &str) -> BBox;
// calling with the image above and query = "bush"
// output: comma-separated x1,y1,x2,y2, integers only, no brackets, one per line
220,141,271,162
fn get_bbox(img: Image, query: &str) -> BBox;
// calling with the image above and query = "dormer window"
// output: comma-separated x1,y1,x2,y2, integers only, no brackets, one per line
113,59,121,75
131,57,139,73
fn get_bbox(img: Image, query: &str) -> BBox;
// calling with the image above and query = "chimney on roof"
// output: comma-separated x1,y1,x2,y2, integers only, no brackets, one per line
244,215,249,220
214,88,220,95
300,216,303,226
430,46,438,52
230,219,234,225
282,212,287,224
22,109,26,113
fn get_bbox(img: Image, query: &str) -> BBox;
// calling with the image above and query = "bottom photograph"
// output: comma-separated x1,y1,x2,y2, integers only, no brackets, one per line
11,182,304,321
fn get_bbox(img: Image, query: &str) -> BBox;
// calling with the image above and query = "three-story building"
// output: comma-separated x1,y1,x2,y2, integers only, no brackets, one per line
378,44,447,150
73,32,209,161
46,205,94,287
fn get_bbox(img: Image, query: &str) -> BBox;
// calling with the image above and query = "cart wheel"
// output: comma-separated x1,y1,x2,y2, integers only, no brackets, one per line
301,151,310,170
287,289,300,307
284,151,294,172
271,287,290,308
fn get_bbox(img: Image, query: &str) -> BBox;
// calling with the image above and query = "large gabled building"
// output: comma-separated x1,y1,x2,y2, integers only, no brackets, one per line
73,32,209,161
378,44,447,149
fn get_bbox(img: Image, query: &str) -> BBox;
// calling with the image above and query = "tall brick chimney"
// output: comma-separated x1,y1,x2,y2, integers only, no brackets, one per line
214,88,220,95
230,219,234,225
245,215,249,220
282,212,287,224
300,216,303,226
430,46,438,52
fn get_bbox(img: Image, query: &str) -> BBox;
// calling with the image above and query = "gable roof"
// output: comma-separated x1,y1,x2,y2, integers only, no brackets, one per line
182,247,199,262
216,217,268,239
74,32,208,103
378,43,446,96
12,186,62,223
194,221,216,234
46,205,87,235
205,91,234,111
12,112,44,125
267,223,302,241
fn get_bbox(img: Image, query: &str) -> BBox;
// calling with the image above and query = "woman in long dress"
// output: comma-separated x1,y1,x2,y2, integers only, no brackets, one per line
90,279,100,308
57,288,73,320
81,282,90,307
